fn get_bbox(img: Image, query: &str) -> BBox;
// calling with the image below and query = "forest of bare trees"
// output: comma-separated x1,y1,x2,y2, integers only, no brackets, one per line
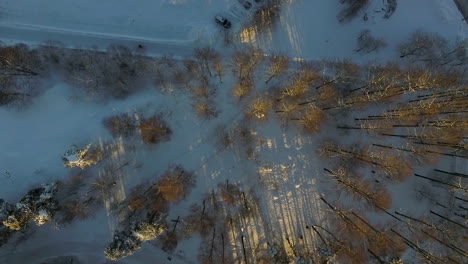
0,23,466,263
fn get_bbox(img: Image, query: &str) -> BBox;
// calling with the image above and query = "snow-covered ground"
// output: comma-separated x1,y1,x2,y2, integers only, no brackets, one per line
0,0,466,263
252,0,467,61
1,0,466,59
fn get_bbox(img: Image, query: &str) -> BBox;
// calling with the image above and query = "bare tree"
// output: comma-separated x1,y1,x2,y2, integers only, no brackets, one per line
64,44,147,99
319,141,413,182
398,31,447,60
213,55,225,83
265,54,289,84
355,30,388,53
248,0,284,33
324,167,392,211
291,105,326,134
139,114,172,145
245,96,272,120
194,47,220,78
158,166,196,202
0,44,42,106
232,76,254,100
103,112,137,138
337,0,369,23
231,47,263,80
278,63,319,101
193,99,219,120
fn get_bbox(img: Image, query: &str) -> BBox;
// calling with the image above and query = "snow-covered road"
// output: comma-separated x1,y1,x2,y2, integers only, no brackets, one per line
0,0,231,56
0,22,197,57
1,0,465,62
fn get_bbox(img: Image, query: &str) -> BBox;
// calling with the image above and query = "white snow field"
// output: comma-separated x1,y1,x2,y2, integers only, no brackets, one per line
1,0,466,59
0,0,467,263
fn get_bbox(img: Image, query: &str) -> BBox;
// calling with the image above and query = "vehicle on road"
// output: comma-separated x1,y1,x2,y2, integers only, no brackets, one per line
215,15,232,28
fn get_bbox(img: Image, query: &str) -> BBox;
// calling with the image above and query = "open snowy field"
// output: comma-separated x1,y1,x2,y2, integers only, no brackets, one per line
0,0,467,263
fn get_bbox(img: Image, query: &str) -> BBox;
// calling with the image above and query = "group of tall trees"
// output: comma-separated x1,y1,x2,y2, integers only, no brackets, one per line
0,44,42,106
0,23,466,263
337,0,397,22
0,182,58,247
179,182,260,264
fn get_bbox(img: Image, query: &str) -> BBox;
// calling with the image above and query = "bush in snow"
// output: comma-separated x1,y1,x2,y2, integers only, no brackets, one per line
384,0,398,19
104,230,142,260
104,212,167,260
158,166,196,202
103,112,137,138
3,182,58,230
193,100,219,120
355,30,388,53
398,31,447,60
337,0,369,23
245,97,272,121
139,114,172,145
62,144,103,169
133,213,166,241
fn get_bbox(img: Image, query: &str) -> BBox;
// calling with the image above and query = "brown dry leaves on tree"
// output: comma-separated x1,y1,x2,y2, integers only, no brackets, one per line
324,205,406,263
232,76,254,100
139,114,172,145
245,96,272,121
218,182,242,206
183,196,219,237
297,105,326,134
319,141,413,182
158,166,196,202
193,100,218,120
61,198,96,223
265,54,289,84
159,231,179,253
231,47,263,80
281,63,320,100
103,112,137,138
248,0,283,34
325,167,392,210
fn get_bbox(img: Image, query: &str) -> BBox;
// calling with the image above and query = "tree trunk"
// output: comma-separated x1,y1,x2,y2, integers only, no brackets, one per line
209,228,216,260
241,235,248,264
221,233,225,264
414,174,467,191
429,210,467,229
265,74,276,84
390,229,439,264
434,169,468,178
